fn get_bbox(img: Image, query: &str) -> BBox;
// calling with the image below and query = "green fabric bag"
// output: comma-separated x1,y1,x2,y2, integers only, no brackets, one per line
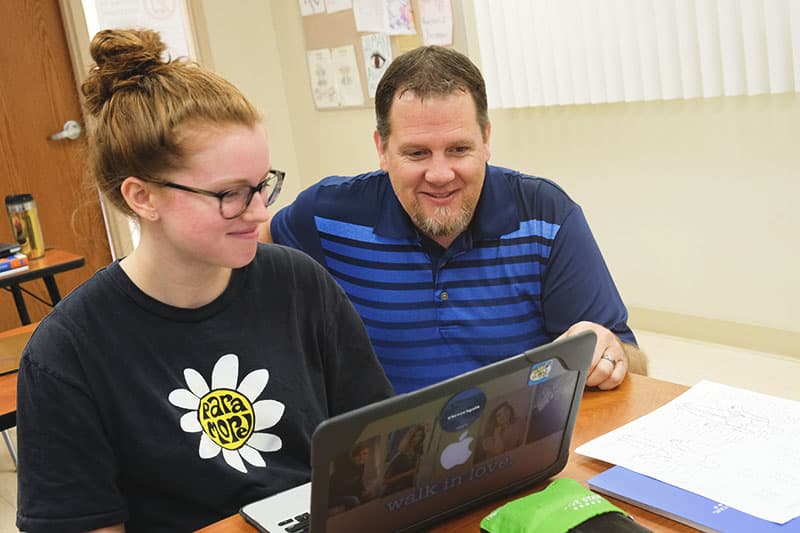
480,478,629,533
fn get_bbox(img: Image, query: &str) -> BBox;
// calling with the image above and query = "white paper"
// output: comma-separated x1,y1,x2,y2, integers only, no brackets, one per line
85,0,194,59
419,0,452,45
576,380,800,524
325,0,352,13
353,0,388,32
298,0,325,16
306,49,339,108
331,45,364,106
361,33,392,98
386,0,415,35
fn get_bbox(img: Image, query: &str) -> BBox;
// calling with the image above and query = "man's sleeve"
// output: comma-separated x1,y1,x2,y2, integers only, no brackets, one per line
541,205,637,345
16,353,127,532
270,186,327,263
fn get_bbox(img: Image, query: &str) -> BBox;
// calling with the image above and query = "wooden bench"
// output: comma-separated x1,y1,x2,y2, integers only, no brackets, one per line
0,322,38,468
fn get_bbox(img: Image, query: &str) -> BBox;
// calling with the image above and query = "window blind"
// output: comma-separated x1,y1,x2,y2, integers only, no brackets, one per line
472,0,800,108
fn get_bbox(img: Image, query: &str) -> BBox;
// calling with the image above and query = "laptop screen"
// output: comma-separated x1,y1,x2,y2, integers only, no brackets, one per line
319,356,580,532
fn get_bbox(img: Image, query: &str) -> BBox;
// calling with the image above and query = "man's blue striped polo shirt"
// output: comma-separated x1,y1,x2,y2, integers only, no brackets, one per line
271,165,634,393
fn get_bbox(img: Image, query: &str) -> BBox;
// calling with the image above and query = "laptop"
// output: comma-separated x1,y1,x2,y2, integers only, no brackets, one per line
240,331,596,533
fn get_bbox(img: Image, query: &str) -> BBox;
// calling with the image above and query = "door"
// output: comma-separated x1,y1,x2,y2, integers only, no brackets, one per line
0,0,112,330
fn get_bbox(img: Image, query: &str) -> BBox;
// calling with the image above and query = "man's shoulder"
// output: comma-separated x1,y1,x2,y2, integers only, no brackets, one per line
487,165,578,223
490,165,572,200
271,170,391,249
315,169,388,194
300,169,392,223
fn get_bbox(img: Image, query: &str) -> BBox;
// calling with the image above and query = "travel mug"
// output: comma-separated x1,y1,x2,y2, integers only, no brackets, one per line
5,194,45,259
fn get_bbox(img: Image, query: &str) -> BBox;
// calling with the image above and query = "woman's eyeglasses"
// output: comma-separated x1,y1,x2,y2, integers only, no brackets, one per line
143,169,285,219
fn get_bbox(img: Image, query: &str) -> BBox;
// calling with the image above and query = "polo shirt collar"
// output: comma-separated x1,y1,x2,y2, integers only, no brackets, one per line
373,165,519,242
374,174,420,240
471,164,519,238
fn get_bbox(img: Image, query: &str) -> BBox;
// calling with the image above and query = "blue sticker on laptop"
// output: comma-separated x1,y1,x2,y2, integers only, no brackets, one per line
439,388,486,432
528,360,553,385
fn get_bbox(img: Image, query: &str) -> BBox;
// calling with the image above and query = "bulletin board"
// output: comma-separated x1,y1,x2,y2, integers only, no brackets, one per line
299,0,454,110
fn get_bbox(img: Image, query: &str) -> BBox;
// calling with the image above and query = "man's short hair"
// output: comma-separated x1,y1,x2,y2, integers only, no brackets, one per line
374,45,488,146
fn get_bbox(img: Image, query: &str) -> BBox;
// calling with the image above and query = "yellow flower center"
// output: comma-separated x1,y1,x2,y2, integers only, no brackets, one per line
198,388,255,450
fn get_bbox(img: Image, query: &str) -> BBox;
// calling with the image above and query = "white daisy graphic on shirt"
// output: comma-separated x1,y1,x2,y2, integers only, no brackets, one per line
168,353,284,473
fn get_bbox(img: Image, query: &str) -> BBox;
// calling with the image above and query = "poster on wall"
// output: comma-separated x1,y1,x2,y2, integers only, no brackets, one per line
81,0,195,59
331,45,365,106
307,48,340,108
386,0,415,35
419,0,452,45
353,0,387,32
361,33,392,97
354,0,415,35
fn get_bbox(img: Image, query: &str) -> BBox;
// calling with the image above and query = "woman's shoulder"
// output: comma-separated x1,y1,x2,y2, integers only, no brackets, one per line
23,263,123,364
251,243,333,286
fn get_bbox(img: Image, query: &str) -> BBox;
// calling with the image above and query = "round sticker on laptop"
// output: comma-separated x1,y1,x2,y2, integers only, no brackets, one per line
439,388,486,432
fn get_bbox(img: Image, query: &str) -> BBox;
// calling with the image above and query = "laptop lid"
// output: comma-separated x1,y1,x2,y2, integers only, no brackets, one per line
307,330,596,532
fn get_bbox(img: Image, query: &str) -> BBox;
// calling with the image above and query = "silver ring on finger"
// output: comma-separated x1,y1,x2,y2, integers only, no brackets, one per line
601,351,618,368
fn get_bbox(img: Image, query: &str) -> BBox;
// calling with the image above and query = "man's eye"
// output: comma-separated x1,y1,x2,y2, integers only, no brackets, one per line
405,150,427,159
451,146,470,154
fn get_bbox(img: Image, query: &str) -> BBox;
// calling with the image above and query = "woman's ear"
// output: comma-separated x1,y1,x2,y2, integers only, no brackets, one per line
120,177,159,221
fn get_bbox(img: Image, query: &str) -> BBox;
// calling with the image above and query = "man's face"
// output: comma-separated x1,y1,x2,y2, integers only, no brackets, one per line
374,90,491,248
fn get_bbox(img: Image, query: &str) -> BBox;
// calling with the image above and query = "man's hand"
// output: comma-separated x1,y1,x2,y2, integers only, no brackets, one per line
556,321,647,390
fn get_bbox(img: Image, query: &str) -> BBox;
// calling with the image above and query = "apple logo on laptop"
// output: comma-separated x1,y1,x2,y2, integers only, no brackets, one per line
440,431,474,470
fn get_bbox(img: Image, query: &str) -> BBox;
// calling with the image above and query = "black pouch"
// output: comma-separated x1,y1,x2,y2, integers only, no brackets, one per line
569,511,652,532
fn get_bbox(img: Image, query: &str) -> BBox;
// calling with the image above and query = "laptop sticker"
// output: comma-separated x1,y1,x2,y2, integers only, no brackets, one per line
528,359,554,385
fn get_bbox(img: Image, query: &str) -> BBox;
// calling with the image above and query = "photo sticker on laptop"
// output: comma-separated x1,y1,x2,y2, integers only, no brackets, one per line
528,359,554,385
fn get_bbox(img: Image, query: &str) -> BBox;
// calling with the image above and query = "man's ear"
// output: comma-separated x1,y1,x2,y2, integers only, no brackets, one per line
373,130,388,171
120,177,159,221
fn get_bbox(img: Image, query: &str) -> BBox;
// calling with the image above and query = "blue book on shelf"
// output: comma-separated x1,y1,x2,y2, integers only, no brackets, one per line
588,466,800,533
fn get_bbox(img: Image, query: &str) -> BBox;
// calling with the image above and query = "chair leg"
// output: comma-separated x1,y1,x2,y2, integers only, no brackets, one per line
2,430,17,470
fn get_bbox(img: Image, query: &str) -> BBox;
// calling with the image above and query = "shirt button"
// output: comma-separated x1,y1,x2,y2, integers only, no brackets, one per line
440,291,449,301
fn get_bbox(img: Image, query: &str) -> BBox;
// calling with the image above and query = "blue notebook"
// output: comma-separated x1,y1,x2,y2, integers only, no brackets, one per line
588,466,800,533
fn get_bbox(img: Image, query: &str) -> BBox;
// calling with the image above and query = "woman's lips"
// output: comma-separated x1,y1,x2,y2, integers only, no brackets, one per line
228,227,259,238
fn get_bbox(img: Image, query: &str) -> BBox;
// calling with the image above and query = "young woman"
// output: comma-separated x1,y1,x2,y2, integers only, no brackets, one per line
477,401,524,461
16,29,392,533
382,424,426,495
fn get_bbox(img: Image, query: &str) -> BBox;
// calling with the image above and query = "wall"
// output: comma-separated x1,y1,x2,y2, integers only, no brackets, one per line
487,94,800,356
194,0,304,213
128,1,800,357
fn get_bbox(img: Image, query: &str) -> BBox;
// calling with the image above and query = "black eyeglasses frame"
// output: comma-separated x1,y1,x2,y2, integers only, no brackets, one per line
142,169,285,220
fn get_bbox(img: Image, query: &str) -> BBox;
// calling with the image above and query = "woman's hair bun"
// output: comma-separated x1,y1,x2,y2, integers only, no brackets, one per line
82,28,169,115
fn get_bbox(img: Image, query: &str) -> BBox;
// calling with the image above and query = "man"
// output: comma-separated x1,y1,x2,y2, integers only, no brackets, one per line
267,46,646,393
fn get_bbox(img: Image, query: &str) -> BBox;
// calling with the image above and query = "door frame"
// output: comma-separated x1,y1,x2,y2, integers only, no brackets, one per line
57,0,212,259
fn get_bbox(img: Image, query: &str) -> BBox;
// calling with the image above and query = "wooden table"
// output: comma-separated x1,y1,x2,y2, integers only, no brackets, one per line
0,322,36,376
0,321,37,467
197,374,692,533
0,248,85,325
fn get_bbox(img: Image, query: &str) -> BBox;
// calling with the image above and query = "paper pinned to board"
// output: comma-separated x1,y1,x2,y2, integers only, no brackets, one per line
419,0,452,45
576,380,800,524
